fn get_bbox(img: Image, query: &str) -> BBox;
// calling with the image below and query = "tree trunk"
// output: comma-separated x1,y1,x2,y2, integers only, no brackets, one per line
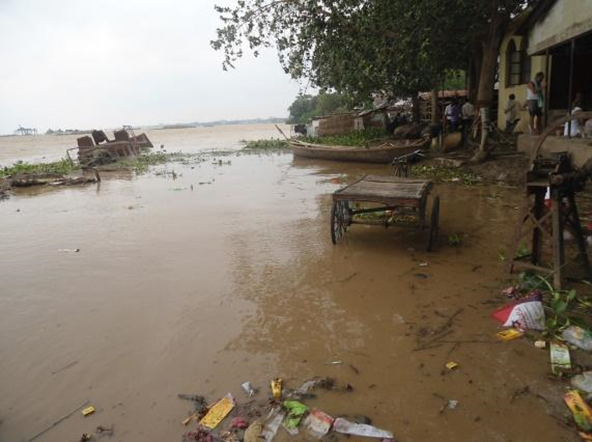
412,92,420,123
431,88,439,124
470,0,507,164
468,46,482,102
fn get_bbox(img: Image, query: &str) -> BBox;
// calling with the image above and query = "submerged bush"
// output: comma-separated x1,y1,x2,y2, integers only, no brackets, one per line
0,159,78,178
241,138,288,150
301,128,389,147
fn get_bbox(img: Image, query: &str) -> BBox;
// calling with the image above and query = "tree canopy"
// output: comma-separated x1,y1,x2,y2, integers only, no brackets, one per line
212,1,498,99
211,0,537,157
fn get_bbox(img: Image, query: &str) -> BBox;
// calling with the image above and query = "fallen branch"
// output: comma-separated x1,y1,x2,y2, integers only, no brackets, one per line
26,400,90,442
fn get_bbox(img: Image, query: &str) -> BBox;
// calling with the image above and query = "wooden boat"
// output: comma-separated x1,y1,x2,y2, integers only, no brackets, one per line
289,137,430,164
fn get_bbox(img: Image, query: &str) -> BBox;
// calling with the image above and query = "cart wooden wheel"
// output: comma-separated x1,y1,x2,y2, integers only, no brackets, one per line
426,196,440,252
331,200,350,244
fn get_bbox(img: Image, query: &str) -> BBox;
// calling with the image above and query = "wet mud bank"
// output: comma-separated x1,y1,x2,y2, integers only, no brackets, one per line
0,150,584,442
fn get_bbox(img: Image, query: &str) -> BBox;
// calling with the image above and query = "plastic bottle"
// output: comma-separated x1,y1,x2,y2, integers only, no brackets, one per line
571,372,592,393
562,326,592,351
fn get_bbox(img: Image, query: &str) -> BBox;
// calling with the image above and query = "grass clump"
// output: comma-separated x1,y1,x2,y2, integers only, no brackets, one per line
0,159,79,179
241,138,288,150
410,164,481,186
302,128,389,147
114,152,196,173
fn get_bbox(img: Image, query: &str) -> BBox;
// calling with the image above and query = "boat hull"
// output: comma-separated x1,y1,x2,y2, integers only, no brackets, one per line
290,139,428,164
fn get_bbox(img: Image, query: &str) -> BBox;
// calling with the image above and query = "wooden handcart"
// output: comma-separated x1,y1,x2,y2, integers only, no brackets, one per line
330,175,440,251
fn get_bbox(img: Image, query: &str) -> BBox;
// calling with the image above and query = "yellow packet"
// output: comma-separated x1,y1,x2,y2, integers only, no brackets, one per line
564,390,592,432
199,394,235,429
445,361,459,370
271,378,283,399
496,329,524,341
82,406,95,416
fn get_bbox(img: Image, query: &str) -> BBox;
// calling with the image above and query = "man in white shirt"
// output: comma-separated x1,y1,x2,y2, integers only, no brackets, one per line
564,97,583,137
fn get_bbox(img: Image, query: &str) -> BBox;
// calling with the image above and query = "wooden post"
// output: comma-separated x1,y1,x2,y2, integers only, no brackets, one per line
552,192,565,289
531,188,545,266
544,49,550,128
567,39,575,138
567,192,592,280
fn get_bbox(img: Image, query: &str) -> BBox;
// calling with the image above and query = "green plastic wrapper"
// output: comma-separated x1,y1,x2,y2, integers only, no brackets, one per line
282,400,309,430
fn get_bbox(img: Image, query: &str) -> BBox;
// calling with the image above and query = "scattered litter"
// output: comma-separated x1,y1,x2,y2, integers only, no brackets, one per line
491,293,545,331
550,342,571,374
303,409,334,439
183,427,214,442
282,400,308,435
271,378,283,399
571,372,592,394
447,399,459,410
565,390,592,432
58,248,80,253
534,340,547,349
80,434,92,442
445,361,459,370
244,420,263,442
496,329,524,341
241,381,257,397
563,326,592,351
292,377,351,394
419,262,429,267
231,417,248,430
95,426,114,436
261,408,285,442
178,394,207,422
82,406,95,417
333,417,393,439
199,393,235,429
502,286,520,299
325,361,343,365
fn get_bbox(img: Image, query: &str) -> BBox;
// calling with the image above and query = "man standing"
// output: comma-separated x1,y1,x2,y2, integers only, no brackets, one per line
444,98,461,132
504,94,520,133
526,72,546,134
461,97,475,142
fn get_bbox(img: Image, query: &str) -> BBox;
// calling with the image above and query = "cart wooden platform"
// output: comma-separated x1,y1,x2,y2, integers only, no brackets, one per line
331,175,440,251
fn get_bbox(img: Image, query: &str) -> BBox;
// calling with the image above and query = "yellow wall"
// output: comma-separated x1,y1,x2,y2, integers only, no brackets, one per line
497,34,548,132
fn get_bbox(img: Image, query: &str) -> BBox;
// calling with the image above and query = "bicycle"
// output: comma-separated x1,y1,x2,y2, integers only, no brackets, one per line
391,149,425,177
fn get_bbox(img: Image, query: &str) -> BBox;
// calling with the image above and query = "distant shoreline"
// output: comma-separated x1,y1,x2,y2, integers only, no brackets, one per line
1,118,287,137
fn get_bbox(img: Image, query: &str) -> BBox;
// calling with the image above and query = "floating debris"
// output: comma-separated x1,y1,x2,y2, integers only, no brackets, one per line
82,406,95,417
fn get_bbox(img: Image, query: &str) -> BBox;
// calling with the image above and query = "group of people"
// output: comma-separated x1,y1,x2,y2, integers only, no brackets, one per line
442,71,591,138
443,97,475,136
508,71,591,137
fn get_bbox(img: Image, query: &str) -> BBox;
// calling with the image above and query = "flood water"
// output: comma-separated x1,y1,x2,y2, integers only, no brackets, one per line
0,125,576,441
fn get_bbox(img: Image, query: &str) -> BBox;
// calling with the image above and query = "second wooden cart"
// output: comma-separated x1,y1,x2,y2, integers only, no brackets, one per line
331,175,440,251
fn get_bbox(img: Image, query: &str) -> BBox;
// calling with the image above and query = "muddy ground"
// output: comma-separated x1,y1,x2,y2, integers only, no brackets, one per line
0,142,590,442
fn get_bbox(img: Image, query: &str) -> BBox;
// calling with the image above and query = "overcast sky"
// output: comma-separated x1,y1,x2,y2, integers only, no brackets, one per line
0,0,303,134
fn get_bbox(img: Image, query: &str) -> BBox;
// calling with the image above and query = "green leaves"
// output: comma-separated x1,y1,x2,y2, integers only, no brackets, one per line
211,0,535,101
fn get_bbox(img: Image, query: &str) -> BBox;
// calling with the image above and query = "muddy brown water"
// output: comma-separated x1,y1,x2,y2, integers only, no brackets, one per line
0,126,580,442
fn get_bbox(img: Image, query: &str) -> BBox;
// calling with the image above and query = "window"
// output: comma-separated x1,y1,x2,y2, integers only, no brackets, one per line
506,40,522,86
